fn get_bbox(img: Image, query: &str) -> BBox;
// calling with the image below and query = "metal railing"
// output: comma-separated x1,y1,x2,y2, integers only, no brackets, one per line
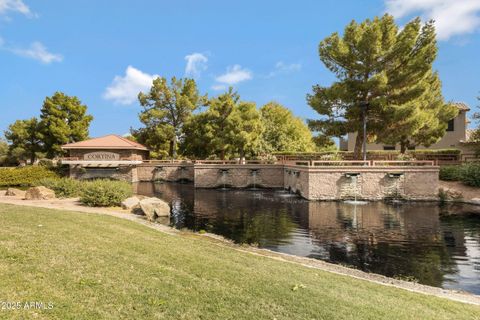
58,157,439,167
312,160,371,166
141,159,193,164
284,160,436,167
371,160,435,166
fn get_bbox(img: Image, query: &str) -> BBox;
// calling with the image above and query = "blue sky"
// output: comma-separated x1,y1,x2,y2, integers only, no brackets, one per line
1,0,480,138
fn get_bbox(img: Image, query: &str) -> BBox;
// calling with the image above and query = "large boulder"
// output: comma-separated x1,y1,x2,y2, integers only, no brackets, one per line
139,197,170,221
121,196,141,210
24,186,56,200
5,188,26,198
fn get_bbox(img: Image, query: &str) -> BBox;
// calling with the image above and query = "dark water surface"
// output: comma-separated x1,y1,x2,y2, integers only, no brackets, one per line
134,182,480,294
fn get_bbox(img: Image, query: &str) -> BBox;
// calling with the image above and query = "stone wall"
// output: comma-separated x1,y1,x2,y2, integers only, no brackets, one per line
70,165,137,181
284,165,439,201
69,161,439,200
194,165,284,188
137,164,195,182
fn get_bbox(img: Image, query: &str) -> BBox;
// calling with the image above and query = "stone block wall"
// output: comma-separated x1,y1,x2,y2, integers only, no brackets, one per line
70,166,137,182
137,164,195,182
284,166,439,201
194,165,284,188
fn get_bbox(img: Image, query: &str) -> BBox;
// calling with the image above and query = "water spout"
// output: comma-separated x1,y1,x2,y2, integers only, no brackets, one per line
219,169,229,190
344,173,368,205
250,169,259,190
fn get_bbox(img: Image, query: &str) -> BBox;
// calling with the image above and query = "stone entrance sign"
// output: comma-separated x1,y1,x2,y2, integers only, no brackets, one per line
83,152,120,161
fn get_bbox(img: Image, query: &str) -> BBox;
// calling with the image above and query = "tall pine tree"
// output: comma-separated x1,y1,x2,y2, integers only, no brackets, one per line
4,117,43,164
39,92,93,158
137,77,206,159
308,15,457,157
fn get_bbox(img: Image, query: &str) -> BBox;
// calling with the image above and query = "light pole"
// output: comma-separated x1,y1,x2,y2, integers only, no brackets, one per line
360,102,369,163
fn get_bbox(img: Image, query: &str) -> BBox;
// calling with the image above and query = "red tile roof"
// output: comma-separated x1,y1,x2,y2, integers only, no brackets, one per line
61,135,148,150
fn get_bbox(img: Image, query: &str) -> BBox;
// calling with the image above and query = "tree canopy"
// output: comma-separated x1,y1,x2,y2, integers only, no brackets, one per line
183,93,320,159
182,89,263,159
4,117,43,164
39,92,93,158
226,101,264,159
0,139,7,165
260,102,315,153
308,14,457,156
137,77,207,159
469,95,480,154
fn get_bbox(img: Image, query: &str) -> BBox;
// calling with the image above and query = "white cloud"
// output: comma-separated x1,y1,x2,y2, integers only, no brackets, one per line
0,0,33,17
214,64,252,86
385,0,480,40
211,84,227,91
103,66,159,105
267,61,302,78
10,41,62,64
184,53,208,78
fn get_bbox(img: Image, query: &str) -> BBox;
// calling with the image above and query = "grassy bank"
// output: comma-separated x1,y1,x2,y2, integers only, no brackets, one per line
0,204,479,319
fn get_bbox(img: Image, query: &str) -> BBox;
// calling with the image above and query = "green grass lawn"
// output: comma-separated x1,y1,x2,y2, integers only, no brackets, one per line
0,204,479,320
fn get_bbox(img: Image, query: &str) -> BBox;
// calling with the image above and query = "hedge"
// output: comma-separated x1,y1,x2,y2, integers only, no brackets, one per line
439,163,480,187
80,180,133,207
460,163,480,187
35,178,82,198
0,166,58,187
439,166,464,181
272,149,461,156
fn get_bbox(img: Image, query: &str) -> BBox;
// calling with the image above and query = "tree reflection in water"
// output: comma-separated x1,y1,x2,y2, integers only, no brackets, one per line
134,182,480,294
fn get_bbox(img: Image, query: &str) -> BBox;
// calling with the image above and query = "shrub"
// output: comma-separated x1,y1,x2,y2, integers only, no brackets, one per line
460,163,480,187
0,166,58,187
439,163,480,187
439,166,464,181
37,159,55,168
80,180,132,207
35,178,82,198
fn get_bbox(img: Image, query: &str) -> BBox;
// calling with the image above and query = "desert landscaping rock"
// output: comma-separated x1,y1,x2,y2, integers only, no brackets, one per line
121,196,141,210
139,197,170,221
5,188,26,198
24,186,56,200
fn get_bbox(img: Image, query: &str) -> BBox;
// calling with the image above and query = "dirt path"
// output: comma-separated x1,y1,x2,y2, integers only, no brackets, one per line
439,181,480,203
1,191,479,306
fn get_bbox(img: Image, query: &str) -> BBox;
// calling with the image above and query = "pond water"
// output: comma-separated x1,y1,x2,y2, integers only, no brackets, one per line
134,182,480,294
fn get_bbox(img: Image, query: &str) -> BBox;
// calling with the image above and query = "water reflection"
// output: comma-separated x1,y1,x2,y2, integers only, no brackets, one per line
134,182,480,294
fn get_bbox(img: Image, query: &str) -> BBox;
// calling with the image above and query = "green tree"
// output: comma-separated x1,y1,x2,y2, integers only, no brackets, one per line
308,15,456,157
4,117,43,164
226,102,264,159
204,88,240,159
260,102,315,153
469,95,480,154
0,139,9,165
39,92,93,158
181,112,215,159
130,126,171,159
137,77,206,159
182,89,264,160
312,135,337,151
182,88,239,159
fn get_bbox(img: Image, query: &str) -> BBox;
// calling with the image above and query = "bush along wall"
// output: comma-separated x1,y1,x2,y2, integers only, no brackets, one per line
80,180,133,207
439,163,480,187
0,166,58,187
35,178,82,198
273,149,461,160
33,177,134,206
